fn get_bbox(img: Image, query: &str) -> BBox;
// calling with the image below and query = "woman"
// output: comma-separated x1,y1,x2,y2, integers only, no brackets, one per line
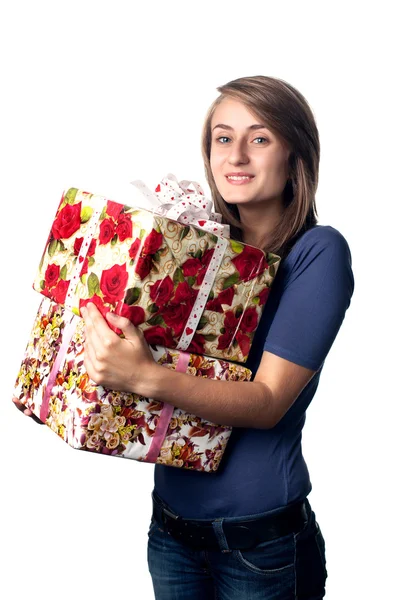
18,76,354,598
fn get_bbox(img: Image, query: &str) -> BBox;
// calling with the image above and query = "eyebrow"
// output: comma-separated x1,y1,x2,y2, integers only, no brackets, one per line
212,123,270,132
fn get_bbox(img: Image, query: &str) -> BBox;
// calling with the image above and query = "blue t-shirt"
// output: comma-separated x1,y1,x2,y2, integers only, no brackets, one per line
154,225,354,518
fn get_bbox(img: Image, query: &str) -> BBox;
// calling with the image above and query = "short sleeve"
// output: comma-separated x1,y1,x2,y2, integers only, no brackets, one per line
264,226,354,371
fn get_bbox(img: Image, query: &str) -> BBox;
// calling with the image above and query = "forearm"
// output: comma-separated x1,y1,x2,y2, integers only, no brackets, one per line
137,363,276,429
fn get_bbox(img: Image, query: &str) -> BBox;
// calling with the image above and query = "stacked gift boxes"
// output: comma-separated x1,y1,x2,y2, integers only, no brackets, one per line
14,180,281,471
14,298,252,472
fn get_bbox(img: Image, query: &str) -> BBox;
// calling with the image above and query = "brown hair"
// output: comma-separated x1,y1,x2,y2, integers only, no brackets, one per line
201,75,320,258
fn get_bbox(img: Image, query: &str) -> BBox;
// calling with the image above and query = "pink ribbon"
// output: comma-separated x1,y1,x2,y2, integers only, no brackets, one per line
145,351,191,463
40,314,78,423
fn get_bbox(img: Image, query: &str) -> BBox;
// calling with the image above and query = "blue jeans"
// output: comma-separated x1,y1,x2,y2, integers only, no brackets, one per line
147,498,327,599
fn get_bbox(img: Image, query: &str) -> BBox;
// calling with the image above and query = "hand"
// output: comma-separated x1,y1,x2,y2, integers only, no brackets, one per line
81,303,155,394
12,398,44,424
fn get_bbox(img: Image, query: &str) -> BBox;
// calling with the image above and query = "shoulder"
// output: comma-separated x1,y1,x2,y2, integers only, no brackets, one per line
286,225,353,271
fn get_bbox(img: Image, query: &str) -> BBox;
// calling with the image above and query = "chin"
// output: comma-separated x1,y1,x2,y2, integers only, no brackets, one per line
223,197,254,206
220,190,257,205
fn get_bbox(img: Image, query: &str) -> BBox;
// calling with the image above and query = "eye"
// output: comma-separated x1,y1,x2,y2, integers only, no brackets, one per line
216,136,231,144
253,137,268,144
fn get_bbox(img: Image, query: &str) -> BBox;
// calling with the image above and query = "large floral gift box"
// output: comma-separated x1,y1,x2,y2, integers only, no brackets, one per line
33,176,280,363
14,298,252,472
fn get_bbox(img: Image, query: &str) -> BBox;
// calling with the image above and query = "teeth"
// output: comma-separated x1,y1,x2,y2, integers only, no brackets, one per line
227,175,252,181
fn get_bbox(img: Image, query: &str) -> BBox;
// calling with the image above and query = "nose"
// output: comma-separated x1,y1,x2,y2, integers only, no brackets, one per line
227,140,249,165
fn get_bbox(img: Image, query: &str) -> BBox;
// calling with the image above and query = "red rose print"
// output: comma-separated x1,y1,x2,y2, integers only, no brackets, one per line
80,257,89,276
182,257,202,278
44,263,60,289
217,310,240,350
52,279,69,304
187,333,206,354
74,237,96,256
142,229,163,255
235,331,251,358
40,287,52,300
217,331,232,350
129,238,141,260
52,202,82,239
116,213,133,242
239,307,259,333
106,200,124,220
258,287,271,305
205,287,235,313
162,302,193,337
116,302,146,326
100,264,129,304
99,218,116,245
128,233,162,280
135,255,153,280
74,237,84,254
182,248,215,285
231,246,268,282
144,325,175,348
173,281,197,305
224,310,241,333
205,297,223,312
149,276,174,306
87,238,96,256
79,295,108,318
218,287,235,306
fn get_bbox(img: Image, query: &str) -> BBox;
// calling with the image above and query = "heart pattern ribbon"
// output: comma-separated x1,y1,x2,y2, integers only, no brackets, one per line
131,173,230,238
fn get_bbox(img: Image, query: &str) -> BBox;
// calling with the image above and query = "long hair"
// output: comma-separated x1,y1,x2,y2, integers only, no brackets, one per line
201,76,320,258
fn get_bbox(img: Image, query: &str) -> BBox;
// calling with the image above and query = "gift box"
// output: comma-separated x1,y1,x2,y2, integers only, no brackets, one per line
33,176,280,363
14,298,252,472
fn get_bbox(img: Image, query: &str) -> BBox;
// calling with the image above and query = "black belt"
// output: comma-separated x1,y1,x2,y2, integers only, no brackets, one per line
152,491,308,551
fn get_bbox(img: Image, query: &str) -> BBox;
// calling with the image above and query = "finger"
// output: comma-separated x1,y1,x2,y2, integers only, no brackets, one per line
105,312,143,342
84,303,113,334
13,398,44,424
81,306,111,364
82,304,118,352
13,398,27,412
26,411,44,425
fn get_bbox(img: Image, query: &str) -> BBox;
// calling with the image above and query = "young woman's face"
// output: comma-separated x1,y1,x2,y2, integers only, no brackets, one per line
210,98,291,209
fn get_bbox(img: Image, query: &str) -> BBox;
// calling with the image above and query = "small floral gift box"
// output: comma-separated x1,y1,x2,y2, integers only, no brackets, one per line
14,298,252,472
33,176,280,363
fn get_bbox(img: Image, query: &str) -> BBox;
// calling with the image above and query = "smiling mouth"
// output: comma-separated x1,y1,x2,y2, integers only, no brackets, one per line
225,175,254,184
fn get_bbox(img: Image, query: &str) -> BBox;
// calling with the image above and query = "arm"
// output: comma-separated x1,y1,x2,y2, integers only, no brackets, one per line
81,304,315,429
81,227,354,431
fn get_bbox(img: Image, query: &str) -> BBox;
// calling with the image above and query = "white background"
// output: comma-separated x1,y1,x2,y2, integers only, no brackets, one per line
1,1,398,598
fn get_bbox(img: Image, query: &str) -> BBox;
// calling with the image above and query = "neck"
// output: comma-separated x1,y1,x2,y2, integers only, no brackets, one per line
238,199,283,249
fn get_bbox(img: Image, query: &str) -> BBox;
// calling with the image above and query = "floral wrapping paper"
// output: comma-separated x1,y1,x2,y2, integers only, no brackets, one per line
33,186,280,363
14,298,252,472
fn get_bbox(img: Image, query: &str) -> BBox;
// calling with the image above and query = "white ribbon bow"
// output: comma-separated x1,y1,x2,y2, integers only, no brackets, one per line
130,173,230,238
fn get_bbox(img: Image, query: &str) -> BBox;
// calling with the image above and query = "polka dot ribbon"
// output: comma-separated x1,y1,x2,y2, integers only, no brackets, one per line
175,235,228,351
64,199,104,313
130,173,230,238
